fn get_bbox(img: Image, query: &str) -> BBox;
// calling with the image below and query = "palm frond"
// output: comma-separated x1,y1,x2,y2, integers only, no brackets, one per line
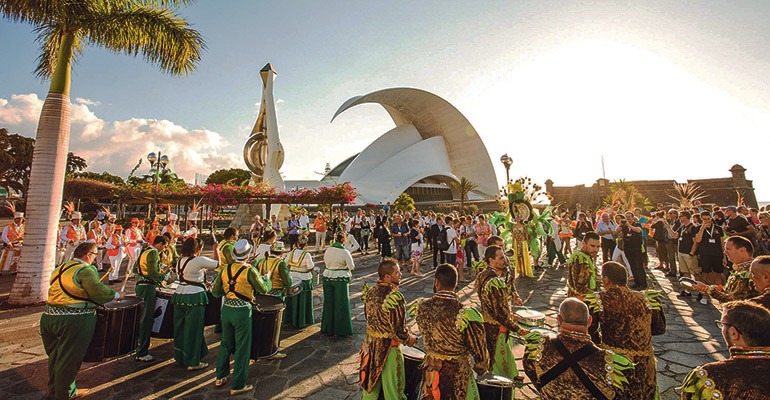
1,0,71,26
668,183,707,209
2,201,16,214
81,3,205,76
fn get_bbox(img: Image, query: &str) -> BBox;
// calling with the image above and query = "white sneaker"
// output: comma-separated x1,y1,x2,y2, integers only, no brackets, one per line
136,354,155,362
699,298,708,305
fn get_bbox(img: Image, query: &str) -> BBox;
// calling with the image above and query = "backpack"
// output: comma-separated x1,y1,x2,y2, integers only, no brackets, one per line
436,227,451,252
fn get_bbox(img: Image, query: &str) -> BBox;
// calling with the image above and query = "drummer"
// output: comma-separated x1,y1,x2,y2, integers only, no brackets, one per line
41,242,124,400
253,229,277,261
257,241,292,300
133,235,172,362
162,213,181,245
60,212,86,262
160,232,179,272
212,239,271,395
218,227,238,271
86,220,106,271
105,225,125,284
172,237,220,370
475,245,527,385
360,258,416,400
283,235,315,328
125,217,145,270
1,211,24,273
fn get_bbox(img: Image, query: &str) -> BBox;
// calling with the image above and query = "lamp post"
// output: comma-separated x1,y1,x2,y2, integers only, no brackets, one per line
500,153,512,183
147,151,171,218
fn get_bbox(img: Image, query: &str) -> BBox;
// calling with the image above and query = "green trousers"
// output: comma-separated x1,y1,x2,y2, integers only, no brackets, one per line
490,332,517,397
546,239,566,265
173,303,208,366
135,284,158,357
361,346,406,400
216,306,252,390
40,312,96,400
321,277,353,336
286,279,315,328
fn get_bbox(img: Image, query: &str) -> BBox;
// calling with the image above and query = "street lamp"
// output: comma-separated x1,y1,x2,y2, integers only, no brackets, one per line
500,153,512,183
148,151,171,218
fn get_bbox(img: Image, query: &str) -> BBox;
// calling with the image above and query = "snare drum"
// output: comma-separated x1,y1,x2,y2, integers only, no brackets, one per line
400,345,425,400
286,276,303,297
515,309,545,328
251,294,285,359
151,287,175,338
477,373,514,400
0,245,20,274
84,296,143,362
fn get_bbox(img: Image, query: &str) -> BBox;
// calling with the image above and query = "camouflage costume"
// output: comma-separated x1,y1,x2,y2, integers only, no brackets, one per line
708,260,758,303
750,288,770,310
567,250,600,299
681,347,770,400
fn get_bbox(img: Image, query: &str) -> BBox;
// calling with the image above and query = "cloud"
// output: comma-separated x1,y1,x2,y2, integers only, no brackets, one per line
0,93,241,182
75,98,101,107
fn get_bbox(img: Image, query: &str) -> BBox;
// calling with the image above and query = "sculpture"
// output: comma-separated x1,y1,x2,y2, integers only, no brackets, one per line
244,63,285,191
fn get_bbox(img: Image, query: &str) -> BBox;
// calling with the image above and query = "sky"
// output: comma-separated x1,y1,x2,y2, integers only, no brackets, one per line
1,1,769,201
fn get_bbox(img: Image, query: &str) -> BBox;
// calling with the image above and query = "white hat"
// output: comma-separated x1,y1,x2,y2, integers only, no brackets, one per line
188,212,198,221
71,212,82,220
169,213,178,221
14,212,24,219
270,241,290,254
233,239,251,260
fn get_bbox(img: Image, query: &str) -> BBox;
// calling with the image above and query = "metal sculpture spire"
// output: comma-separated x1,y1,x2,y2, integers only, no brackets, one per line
243,63,285,191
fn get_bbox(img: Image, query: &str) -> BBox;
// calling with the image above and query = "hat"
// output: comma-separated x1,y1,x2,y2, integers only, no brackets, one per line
108,214,116,221
169,213,178,221
131,217,140,223
14,212,24,219
189,212,199,221
726,206,738,213
71,212,82,220
270,241,289,254
233,239,251,260
113,225,123,231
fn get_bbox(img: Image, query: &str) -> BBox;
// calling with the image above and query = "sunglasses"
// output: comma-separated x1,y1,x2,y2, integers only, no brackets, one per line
715,320,741,334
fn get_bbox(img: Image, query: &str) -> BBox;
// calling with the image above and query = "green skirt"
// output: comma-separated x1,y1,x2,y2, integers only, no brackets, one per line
285,279,314,328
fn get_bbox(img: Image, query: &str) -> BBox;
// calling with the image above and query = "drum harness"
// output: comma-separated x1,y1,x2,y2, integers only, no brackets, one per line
135,247,159,287
538,338,610,400
176,256,206,289
226,263,254,304
51,261,97,308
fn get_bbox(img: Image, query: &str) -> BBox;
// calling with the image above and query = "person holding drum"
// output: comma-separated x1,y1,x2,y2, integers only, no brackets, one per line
172,237,220,370
257,241,292,300
86,221,106,271
522,298,634,400
283,235,315,328
105,225,126,284
360,258,417,400
566,231,602,299
162,213,181,245
321,231,356,337
41,242,125,400
414,264,490,400
1,210,24,274
475,245,527,386
253,228,277,261
212,239,272,395
125,217,145,271
160,232,179,273
133,235,172,362
60,212,87,262
218,227,239,271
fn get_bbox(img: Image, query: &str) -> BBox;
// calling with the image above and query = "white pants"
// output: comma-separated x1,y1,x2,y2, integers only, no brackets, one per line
64,244,78,262
126,246,141,270
108,255,124,280
612,247,632,276
316,231,327,251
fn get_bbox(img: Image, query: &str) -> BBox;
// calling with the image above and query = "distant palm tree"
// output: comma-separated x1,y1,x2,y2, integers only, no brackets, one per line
669,182,707,209
3,0,204,304
456,176,478,213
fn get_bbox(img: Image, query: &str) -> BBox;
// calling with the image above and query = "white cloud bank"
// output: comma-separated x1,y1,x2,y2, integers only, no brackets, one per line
0,93,241,182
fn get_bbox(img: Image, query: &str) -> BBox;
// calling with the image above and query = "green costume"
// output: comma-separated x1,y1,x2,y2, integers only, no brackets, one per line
171,256,217,367
284,249,315,328
256,255,291,299
321,242,354,336
133,246,167,357
217,239,236,271
212,261,271,391
41,259,117,400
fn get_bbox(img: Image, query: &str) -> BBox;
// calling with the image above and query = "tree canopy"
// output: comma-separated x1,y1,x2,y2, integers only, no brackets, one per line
206,168,251,186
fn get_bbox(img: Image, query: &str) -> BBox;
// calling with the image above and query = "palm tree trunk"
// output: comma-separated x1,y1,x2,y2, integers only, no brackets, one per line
9,32,74,305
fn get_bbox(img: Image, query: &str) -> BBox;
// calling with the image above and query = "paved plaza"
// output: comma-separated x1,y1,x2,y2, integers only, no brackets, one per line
0,248,726,399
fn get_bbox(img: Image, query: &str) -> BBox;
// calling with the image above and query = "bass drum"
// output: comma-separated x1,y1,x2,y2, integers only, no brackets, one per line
377,345,425,400
477,373,513,400
151,288,175,338
84,296,144,362
250,294,285,359
204,290,222,326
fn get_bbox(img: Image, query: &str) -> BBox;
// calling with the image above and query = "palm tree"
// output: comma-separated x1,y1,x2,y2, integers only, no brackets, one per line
456,176,478,213
669,182,707,209
3,0,204,304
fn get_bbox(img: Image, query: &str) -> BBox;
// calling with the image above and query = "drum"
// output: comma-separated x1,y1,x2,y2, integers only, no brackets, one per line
251,294,285,359
84,296,144,362
204,291,221,326
286,276,303,297
0,246,20,274
401,345,426,400
515,309,545,328
151,288,175,338
477,373,514,400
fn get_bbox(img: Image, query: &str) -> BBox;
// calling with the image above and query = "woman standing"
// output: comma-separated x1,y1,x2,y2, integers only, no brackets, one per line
360,217,372,255
756,212,770,255
284,235,315,328
408,219,424,276
172,238,219,370
105,226,125,284
321,232,355,336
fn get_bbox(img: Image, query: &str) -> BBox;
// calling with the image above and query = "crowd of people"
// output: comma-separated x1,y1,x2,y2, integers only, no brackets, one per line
31,199,770,399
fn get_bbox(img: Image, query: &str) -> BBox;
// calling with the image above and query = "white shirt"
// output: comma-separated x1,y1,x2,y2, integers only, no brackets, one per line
174,255,218,294
284,249,315,280
322,246,355,279
253,243,272,261
444,227,458,254
298,214,310,229
2,223,23,245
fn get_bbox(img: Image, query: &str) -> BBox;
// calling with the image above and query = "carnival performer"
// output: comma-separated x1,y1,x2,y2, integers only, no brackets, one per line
133,236,172,362
60,212,86,262
414,263,489,400
283,235,315,328
125,218,145,271
101,211,117,236
172,237,219,370
522,298,633,400
218,227,238,271
41,243,123,400
162,213,181,245
1,210,24,274
360,258,417,399
183,220,198,242
511,218,533,278
160,232,178,271
567,231,601,299
105,225,125,284
692,236,758,303
253,228,276,261
680,301,770,399
145,219,161,246
750,256,770,309
583,262,666,400
212,239,271,395
85,221,106,271
256,241,291,300
475,245,526,386
321,231,355,337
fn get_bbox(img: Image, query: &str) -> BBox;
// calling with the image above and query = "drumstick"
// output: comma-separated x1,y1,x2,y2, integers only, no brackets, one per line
99,266,114,282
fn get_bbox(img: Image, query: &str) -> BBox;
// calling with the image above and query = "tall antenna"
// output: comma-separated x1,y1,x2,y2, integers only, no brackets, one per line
601,155,606,179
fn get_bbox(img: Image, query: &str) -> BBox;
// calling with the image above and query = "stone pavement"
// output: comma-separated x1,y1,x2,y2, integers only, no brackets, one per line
0,247,726,399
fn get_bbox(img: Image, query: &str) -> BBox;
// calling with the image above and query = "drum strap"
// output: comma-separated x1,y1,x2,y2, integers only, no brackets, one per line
540,339,609,400
52,262,95,306
225,264,252,303
177,257,206,289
